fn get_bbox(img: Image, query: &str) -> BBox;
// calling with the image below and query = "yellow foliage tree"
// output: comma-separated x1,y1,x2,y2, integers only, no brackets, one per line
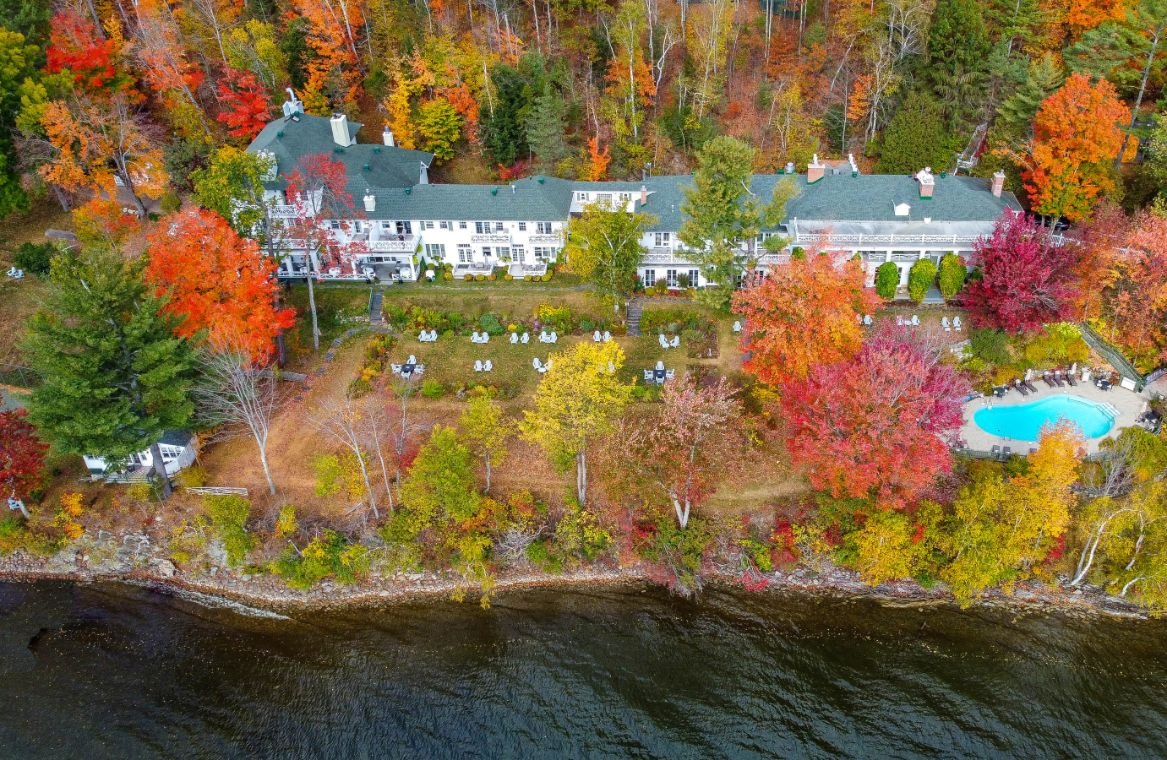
520,341,632,507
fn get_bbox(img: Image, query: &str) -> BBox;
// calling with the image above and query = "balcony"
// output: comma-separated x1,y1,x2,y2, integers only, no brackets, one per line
527,233,562,244
470,233,512,243
642,247,699,265
369,233,418,252
269,204,299,219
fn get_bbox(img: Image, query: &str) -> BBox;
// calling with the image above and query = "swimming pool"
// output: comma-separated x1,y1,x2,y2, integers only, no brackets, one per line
973,394,1116,442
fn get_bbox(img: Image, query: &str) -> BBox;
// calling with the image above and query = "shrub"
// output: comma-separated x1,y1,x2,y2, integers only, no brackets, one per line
790,246,807,260
475,274,486,281
443,272,454,281
313,454,343,496
938,253,967,300
969,328,1012,366
874,262,900,300
478,313,505,335
270,529,370,589
203,495,255,566
640,307,712,335
677,272,692,288
541,273,552,282
535,303,575,332
525,538,564,573
504,273,513,281
553,500,612,562
464,273,474,281
637,516,712,594
653,277,670,295
488,273,497,281
159,191,181,214
274,505,298,539
421,379,445,398
175,466,208,489
348,376,373,398
907,258,937,303
13,242,58,276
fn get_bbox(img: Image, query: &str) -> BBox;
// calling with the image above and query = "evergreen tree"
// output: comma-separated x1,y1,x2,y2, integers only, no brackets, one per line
0,27,38,218
482,65,532,166
526,86,569,173
925,0,992,129
876,91,959,174
678,137,762,310
994,54,1066,143
23,248,194,497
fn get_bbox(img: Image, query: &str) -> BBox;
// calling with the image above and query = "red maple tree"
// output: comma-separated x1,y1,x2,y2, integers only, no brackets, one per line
0,410,48,503
284,154,366,275
45,10,125,92
962,212,1079,334
145,209,295,363
215,69,273,140
780,326,969,510
732,254,880,387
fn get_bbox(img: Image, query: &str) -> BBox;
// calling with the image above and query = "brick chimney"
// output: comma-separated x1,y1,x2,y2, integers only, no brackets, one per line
991,170,1005,198
807,153,825,184
916,167,935,199
639,185,648,206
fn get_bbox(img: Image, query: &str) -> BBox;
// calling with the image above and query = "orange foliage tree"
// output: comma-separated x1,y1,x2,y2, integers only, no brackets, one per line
293,0,364,113
1024,73,1131,222
1106,212,1167,365
732,254,880,387
145,209,295,363
584,136,611,181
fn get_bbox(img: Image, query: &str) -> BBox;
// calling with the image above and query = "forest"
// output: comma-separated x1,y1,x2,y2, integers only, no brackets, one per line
1,0,1167,213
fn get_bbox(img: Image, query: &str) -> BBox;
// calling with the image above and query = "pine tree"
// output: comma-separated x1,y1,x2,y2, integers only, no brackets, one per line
482,65,532,167
995,54,1066,143
925,0,992,129
876,91,959,173
23,248,194,498
526,86,569,173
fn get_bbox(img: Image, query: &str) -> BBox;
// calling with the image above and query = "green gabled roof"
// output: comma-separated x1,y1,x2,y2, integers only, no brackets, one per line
769,172,1022,222
365,176,576,221
248,114,434,192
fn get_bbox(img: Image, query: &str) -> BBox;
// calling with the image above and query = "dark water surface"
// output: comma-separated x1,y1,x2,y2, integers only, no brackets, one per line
1,582,1165,759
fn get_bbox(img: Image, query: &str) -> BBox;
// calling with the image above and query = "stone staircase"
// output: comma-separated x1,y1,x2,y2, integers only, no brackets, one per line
368,289,383,324
626,298,643,336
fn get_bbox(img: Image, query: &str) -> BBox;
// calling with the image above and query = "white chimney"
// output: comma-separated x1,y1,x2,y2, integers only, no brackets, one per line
916,167,935,199
785,162,795,174
991,170,1005,198
847,153,859,176
363,192,375,212
419,161,429,185
383,127,395,147
808,153,825,184
639,185,648,206
330,113,352,147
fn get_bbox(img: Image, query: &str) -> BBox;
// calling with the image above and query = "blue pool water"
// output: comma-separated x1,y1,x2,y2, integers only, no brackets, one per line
973,394,1116,442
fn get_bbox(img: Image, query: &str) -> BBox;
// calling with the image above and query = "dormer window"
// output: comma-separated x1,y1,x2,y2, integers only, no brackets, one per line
893,202,911,217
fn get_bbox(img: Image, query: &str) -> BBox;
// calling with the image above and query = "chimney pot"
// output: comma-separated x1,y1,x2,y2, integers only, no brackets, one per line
807,153,825,184
991,170,1006,198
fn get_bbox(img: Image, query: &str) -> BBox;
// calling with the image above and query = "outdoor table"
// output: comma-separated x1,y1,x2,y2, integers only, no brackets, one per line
654,369,666,383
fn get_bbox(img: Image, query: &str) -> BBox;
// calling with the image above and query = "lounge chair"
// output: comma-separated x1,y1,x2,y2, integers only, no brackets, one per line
991,445,1001,458
659,334,669,349
896,316,905,326
407,355,417,364
863,315,873,326
510,332,518,344
602,331,612,342
1042,374,1055,388
391,364,403,374
669,336,680,348
1052,373,1065,387
474,360,484,372
593,330,602,342
532,357,542,370
520,332,530,344
953,316,962,332
665,369,675,380
733,320,743,333
549,331,557,343
419,331,428,342
911,314,920,326
1065,370,1077,387
644,369,654,381
942,316,951,331
1003,446,1013,458
1024,379,1038,393
1015,380,1029,396
483,360,492,372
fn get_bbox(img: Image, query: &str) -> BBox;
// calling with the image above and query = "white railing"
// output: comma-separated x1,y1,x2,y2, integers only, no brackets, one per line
471,234,512,243
369,235,417,252
794,232,982,246
269,204,299,219
527,233,562,244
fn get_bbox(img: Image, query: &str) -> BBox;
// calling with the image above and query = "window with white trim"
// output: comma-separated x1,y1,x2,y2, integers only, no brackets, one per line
688,269,699,287
475,221,490,234
425,243,445,258
518,222,527,231
457,244,472,263
439,221,450,230
459,221,467,229
643,269,656,288
536,221,553,235
494,222,504,233
422,221,434,230
496,247,511,262
512,245,525,262
654,232,670,247
666,269,678,287
619,192,631,202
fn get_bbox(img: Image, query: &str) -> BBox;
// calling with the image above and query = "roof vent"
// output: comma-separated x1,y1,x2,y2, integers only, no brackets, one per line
362,163,371,172
404,187,411,195
332,146,344,154
276,130,285,139
373,146,382,154
537,176,545,184
491,187,498,196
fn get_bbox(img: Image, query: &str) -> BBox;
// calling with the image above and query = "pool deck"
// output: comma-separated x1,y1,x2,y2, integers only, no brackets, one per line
960,380,1151,455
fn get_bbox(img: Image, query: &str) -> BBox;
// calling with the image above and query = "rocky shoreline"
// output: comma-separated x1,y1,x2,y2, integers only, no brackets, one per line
0,548,1151,621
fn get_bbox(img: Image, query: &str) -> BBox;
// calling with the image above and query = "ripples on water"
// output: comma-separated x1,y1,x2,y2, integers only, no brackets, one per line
1,582,1165,759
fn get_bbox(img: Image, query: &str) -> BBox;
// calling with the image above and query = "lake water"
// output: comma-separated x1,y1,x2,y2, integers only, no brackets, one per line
1,581,1165,758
